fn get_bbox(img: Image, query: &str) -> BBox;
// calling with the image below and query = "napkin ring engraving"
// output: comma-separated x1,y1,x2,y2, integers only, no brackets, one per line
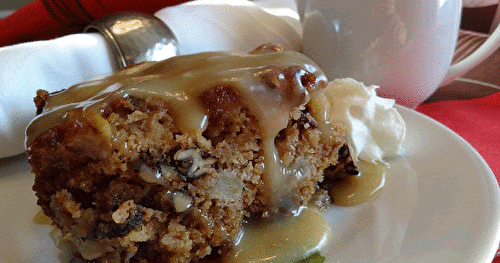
85,12,181,68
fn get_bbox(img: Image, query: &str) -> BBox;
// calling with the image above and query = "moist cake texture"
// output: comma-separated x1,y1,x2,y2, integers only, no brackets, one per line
26,44,356,262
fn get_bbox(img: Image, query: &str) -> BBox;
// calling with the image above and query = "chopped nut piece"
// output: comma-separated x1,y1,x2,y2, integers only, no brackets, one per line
34,89,50,115
172,192,193,213
297,111,319,130
138,163,164,184
95,200,143,239
173,148,216,180
84,110,116,142
112,200,136,224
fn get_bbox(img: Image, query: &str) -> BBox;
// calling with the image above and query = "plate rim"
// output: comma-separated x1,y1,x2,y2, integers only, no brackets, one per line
397,105,500,262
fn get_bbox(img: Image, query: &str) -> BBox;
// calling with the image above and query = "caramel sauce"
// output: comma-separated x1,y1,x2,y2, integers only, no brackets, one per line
26,46,328,210
331,161,387,206
224,206,330,263
33,208,52,225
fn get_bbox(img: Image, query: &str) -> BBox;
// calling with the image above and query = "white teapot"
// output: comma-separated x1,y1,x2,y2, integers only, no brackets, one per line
301,0,500,108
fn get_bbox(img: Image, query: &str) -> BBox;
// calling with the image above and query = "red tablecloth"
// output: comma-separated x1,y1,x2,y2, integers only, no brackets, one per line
0,0,189,47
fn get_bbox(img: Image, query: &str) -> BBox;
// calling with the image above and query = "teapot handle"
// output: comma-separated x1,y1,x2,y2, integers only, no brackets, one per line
441,16,500,86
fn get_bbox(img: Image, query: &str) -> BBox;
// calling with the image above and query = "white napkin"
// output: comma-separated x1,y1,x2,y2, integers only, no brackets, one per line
0,33,116,159
156,0,302,54
0,0,301,159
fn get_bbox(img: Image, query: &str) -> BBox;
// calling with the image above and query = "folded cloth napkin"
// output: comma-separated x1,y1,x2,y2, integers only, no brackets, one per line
0,0,301,159
0,33,116,159
416,91,500,179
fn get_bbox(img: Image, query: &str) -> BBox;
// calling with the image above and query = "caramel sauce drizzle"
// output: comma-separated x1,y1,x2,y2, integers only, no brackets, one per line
26,45,328,209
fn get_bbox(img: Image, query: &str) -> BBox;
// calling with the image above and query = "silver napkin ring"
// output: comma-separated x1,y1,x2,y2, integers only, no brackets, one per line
85,12,181,69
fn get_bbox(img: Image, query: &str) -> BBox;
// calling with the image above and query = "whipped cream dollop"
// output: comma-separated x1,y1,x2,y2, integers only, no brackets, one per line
323,78,406,164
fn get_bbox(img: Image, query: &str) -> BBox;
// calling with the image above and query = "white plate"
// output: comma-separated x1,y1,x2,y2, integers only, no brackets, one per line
0,106,499,263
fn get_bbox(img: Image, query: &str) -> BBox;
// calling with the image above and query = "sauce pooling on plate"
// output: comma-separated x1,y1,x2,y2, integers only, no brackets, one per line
332,161,387,206
225,206,331,263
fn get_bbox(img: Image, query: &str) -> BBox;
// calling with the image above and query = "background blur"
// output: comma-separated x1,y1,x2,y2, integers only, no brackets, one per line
0,0,498,102
0,0,31,10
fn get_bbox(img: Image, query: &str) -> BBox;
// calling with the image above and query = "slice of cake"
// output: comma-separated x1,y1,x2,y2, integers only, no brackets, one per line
26,44,356,262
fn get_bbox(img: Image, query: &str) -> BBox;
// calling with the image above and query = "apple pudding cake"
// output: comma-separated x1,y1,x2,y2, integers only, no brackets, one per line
26,44,357,263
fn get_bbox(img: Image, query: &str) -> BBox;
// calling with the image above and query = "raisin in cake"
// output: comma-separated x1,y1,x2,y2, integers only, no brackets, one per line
26,44,356,263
